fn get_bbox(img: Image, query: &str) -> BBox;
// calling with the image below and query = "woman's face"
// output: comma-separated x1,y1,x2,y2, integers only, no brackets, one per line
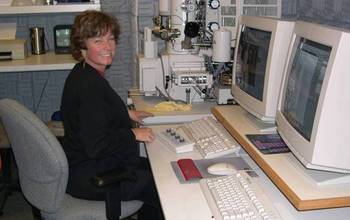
82,30,116,73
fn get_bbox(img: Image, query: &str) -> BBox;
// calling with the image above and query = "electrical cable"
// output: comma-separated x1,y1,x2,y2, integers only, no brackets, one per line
158,53,186,104
155,86,169,101
159,54,171,99
44,34,50,51
33,73,50,114
193,84,203,95
191,87,197,103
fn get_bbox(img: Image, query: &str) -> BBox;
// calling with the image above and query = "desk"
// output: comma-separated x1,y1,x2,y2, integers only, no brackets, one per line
146,125,214,220
212,105,350,210
145,123,350,220
130,95,216,125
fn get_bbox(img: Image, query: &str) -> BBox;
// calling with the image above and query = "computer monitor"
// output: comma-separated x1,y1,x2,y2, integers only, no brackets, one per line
276,21,350,175
232,16,295,127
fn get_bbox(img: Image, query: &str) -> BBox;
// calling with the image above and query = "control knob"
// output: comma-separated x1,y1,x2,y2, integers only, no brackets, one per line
208,0,220,9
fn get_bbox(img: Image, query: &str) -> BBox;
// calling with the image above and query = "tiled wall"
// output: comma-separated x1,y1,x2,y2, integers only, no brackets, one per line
102,0,134,100
1,0,350,121
282,0,350,28
0,13,76,121
0,70,68,120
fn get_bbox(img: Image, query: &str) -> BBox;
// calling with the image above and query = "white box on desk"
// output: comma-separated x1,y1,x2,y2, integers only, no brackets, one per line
0,0,12,6
0,39,28,60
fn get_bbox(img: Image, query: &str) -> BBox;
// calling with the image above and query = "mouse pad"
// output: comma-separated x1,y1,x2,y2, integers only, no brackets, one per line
246,133,290,154
171,156,255,184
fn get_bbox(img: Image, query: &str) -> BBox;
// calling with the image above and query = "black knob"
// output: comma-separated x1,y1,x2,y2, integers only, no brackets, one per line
184,22,200,38
208,0,220,9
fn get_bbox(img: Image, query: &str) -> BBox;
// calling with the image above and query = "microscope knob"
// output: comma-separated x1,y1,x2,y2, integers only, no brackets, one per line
209,0,220,9
208,22,220,32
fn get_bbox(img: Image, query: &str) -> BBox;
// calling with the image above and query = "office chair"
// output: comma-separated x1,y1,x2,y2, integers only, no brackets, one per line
0,98,143,220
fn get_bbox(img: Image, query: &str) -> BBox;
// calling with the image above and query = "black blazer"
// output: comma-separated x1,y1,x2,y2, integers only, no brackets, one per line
60,62,138,168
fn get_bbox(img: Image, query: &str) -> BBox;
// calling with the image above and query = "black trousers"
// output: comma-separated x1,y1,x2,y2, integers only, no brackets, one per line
66,156,163,220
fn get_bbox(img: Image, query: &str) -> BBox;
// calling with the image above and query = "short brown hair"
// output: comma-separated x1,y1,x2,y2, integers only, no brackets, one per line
70,10,120,61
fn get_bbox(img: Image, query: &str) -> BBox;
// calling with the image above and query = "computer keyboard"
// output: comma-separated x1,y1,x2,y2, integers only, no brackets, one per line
178,116,240,158
200,171,281,220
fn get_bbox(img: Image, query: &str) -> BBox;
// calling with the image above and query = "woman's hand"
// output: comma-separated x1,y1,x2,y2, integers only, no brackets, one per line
128,110,154,124
131,127,155,143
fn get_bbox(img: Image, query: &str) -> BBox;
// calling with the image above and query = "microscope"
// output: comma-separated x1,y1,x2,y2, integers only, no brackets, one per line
138,0,235,104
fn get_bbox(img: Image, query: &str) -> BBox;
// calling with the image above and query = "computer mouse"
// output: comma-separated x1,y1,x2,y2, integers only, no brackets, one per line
207,163,237,176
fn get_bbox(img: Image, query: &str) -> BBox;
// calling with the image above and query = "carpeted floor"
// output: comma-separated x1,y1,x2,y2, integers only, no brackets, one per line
1,191,34,220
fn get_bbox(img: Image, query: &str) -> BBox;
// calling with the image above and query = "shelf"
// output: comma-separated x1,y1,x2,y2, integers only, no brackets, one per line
0,3,100,15
0,52,76,72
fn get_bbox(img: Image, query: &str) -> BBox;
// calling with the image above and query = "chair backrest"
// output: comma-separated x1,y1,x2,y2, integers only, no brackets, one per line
0,98,68,213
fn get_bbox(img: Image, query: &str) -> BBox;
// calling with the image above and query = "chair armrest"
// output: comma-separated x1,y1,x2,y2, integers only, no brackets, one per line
92,166,137,187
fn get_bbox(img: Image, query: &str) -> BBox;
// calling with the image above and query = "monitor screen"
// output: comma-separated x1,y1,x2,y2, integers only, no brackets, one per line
235,26,271,101
282,38,331,141
56,29,71,47
54,25,72,54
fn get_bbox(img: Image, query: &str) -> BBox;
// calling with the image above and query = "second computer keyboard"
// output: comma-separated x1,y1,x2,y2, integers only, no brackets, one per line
178,116,240,158
200,171,281,220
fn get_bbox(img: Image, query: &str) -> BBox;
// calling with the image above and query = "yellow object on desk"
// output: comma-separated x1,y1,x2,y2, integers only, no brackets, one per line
149,101,192,112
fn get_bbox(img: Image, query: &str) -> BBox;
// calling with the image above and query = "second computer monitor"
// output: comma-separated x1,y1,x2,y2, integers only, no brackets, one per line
232,16,295,123
276,21,350,175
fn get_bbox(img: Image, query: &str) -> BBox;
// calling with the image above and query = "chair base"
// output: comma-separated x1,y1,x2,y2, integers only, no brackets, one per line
31,205,42,220
0,184,11,216
0,148,19,216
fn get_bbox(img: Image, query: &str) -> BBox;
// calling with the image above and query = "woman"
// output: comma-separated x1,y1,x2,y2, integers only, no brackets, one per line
60,10,162,220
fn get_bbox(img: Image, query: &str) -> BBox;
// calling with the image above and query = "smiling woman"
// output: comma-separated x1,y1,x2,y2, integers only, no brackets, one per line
60,10,163,220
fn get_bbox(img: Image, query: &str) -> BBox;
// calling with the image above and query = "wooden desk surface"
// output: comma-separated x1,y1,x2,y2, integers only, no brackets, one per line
212,105,350,210
0,52,76,73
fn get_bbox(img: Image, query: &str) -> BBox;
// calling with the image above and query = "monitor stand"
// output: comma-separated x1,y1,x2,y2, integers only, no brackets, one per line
286,154,350,187
244,111,277,133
